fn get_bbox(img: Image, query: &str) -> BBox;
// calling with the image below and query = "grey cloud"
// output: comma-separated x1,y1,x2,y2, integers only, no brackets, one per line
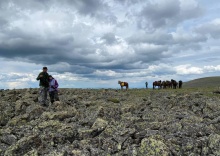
133,45,170,63
101,33,118,45
137,0,203,29
0,73,25,82
115,0,142,5
96,14,118,24
179,43,202,51
48,63,95,75
76,0,107,15
0,17,8,29
138,0,180,29
173,34,207,45
58,0,115,23
127,31,173,45
195,22,220,39
1,0,49,12
1,0,112,22
0,0,218,85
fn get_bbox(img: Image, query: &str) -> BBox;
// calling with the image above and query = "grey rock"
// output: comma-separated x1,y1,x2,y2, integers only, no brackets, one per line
0,88,220,155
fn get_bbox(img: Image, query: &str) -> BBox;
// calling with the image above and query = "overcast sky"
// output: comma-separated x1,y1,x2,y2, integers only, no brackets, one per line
0,0,220,89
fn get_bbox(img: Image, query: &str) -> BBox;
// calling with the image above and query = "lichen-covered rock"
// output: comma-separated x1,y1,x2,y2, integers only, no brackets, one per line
0,88,220,155
37,120,65,130
7,114,29,126
138,136,170,156
0,133,17,145
4,134,40,156
41,110,77,121
208,134,220,155
23,149,38,156
0,102,15,126
91,118,108,129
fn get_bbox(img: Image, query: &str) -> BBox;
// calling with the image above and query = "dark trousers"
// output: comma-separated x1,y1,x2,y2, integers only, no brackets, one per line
49,90,59,104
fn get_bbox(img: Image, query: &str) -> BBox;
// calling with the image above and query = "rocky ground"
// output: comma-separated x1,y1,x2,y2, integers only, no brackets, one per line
0,88,220,156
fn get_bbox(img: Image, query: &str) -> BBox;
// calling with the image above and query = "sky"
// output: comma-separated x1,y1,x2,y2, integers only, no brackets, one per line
0,0,220,89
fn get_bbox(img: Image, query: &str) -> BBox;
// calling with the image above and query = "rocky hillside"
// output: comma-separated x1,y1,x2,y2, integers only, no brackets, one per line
183,76,220,88
0,88,220,155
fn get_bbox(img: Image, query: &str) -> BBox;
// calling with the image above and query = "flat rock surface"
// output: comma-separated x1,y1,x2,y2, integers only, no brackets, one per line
0,88,220,155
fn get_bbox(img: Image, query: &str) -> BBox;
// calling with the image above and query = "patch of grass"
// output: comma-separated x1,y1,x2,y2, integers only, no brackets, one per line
107,98,120,103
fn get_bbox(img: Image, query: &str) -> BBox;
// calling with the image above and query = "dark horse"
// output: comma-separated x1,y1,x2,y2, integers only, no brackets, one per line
153,80,162,89
179,80,183,88
171,79,178,89
161,80,172,89
118,81,129,90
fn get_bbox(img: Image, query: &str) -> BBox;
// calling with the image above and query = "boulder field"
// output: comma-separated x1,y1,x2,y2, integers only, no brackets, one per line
0,88,220,155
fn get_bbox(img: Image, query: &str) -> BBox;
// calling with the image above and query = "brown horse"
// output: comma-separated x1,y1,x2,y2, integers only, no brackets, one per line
171,79,178,89
161,81,166,89
161,80,171,89
153,80,162,89
118,81,129,90
166,80,172,88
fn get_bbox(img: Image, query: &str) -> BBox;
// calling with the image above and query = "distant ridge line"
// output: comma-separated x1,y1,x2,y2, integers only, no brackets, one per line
183,76,220,88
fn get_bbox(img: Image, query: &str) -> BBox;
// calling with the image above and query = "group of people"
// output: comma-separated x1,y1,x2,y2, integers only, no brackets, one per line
36,67,59,106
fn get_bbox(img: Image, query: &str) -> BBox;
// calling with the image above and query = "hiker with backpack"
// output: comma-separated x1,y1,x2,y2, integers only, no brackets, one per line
36,67,50,106
48,75,59,104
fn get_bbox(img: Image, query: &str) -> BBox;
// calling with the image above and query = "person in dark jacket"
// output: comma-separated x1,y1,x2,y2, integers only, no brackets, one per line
145,82,148,89
36,67,49,106
48,75,59,104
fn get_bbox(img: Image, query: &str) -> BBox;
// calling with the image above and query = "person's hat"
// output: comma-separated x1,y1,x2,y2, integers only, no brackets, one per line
43,67,48,69
49,75,52,77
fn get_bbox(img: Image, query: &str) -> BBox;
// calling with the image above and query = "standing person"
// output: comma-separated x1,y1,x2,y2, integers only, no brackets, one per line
36,67,50,106
179,80,183,89
145,82,148,89
48,75,59,104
